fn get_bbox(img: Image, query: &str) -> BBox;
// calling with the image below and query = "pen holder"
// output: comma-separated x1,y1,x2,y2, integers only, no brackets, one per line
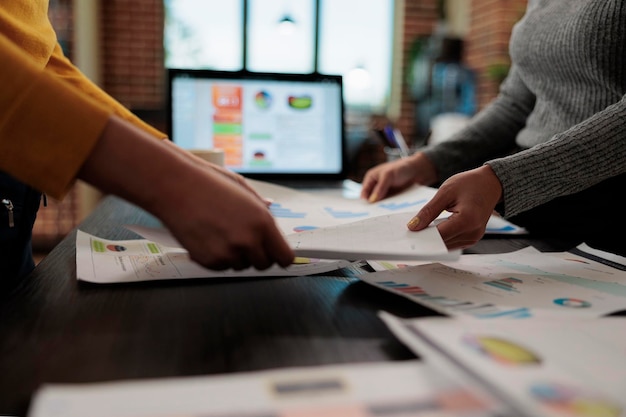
383,147,420,162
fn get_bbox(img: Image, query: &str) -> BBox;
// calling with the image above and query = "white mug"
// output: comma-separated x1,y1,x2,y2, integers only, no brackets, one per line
189,148,225,167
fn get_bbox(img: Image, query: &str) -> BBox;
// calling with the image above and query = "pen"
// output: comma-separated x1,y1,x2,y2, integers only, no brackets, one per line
384,125,411,158
383,125,399,149
392,128,410,157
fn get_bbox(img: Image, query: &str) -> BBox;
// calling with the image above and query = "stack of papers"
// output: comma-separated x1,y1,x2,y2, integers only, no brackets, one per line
76,179,528,284
76,181,458,283
370,244,626,416
59,179,626,415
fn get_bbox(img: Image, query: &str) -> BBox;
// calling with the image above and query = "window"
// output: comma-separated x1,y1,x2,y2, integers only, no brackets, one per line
164,0,243,70
247,0,316,73
164,0,394,111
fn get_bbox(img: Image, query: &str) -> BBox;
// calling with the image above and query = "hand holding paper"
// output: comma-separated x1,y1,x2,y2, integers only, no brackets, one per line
284,212,459,261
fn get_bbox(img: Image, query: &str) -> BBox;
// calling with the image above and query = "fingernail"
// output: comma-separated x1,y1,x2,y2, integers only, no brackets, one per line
407,216,420,229
368,193,378,203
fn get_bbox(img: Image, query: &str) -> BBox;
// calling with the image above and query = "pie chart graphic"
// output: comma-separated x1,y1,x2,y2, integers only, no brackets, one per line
254,90,272,109
553,298,591,308
463,334,541,365
106,244,127,252
530,382,621,417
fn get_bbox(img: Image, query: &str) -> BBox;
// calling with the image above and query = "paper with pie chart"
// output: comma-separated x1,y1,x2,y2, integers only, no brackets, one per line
75,230,357,284
284,212,459,261
360,244,626,318
380,313,626,417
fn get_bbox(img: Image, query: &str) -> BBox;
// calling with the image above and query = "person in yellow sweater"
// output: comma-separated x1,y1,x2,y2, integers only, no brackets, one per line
0,2,294,279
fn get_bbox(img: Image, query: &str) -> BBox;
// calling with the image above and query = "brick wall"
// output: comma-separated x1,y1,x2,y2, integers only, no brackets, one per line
398,0,440,143
464,0,527,110
101,0,165,114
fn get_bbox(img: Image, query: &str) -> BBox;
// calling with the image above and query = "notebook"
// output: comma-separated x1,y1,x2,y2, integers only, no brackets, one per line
167,69,347,187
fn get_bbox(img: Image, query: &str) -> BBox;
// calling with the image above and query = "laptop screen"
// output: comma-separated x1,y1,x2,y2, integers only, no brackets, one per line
167,69,347,181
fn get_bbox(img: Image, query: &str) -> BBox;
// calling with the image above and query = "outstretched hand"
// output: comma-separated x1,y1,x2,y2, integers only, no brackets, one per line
406,165,503,250
360,152,438,203
158,167,294,271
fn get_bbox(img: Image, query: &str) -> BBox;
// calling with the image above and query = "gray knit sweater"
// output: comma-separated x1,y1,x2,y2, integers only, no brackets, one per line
423,0,625,218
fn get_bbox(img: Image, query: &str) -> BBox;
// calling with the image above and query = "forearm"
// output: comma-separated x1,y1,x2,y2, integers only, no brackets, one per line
77,115,192,222
78,115,294,271
490,94,626,218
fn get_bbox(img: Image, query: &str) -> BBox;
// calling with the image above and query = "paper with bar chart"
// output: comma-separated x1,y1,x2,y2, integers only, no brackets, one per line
248,179,526,235
360,244,626,319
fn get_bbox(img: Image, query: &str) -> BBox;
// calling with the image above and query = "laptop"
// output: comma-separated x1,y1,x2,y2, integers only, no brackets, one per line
167,69,347,188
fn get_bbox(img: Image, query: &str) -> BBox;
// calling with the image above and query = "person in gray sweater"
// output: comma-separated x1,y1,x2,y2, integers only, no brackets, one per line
361,0,625,253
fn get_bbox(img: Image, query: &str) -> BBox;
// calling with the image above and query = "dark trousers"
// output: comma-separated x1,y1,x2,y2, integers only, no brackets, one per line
0,172,42,282
508,173,626,256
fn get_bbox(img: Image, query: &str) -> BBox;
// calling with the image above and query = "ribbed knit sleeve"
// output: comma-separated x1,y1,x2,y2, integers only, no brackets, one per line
424,0,626,219
490,95,626,217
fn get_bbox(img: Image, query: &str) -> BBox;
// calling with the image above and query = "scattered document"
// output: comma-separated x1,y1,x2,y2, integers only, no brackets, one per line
27,360,498,417
123,179,520,264
249,179,442,235
359,245,626,319
380,312,626,417
248,179,526,235
127,214,458,263
75,230,356,284
285,212,459,261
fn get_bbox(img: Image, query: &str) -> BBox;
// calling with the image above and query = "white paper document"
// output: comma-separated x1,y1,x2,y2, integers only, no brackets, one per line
380,313,626,417
285,212,459,261
127,216,456,263
27,360,498,417
360,245,626,319
75,230,356,284
249,179,526,235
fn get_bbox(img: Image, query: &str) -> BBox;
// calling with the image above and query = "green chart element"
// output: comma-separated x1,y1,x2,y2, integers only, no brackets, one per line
213,123,242,135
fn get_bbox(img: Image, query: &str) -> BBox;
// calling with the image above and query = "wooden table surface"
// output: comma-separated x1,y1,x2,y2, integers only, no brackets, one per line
0,195,585,415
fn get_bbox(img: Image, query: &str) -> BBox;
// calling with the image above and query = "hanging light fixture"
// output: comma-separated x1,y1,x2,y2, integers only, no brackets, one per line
347,64,372,90
277,14,296,35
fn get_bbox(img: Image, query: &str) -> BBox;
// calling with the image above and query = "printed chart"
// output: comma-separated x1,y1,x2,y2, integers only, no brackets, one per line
75,230,355,284
361,245,626,319
380,313,626,417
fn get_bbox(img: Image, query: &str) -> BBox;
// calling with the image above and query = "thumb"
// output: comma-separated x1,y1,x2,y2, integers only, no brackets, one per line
406,194,448,232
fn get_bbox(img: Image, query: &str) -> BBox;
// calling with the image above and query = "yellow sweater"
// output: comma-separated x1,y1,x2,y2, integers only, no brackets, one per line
0,1,166,199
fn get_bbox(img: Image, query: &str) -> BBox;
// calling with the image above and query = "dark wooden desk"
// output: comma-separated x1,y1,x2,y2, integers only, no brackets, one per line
0,196,581,415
